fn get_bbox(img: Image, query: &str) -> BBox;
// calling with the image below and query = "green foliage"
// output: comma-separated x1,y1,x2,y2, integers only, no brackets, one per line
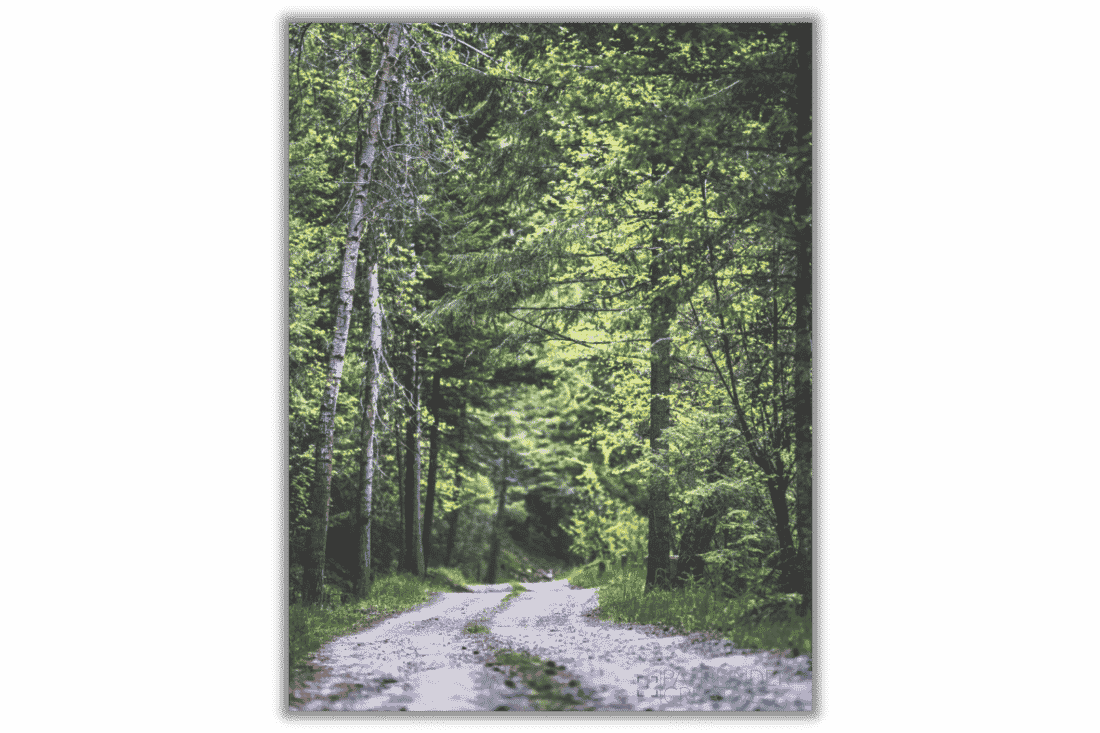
486,650,597,711
288,21,811,612
288,447,313,559
736,593,805,626
287,221,334,361
565,462,648,563
440,471,495,516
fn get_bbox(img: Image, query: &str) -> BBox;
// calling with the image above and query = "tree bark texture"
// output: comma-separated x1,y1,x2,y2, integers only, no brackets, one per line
422,365,442,567
354,263,383,598
395,410,405,568
791,22,813,612
645,202,674,593
444,400,468,567
401,323,424,578
402,415,424,576
484,420,510,585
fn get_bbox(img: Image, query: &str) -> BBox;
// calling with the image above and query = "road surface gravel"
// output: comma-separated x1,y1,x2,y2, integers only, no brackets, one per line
289,579,812,712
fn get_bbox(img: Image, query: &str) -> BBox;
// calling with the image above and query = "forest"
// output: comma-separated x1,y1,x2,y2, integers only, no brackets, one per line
288,21,812,661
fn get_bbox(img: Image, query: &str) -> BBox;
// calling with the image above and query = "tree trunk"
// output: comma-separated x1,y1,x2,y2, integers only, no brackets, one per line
791,22,813,613
353,263,383,598
400,396,409,567
645,197,674,593
444,400,467,567
303,23,404,605
484,420,510,585
402,414,424,576
422,362,442,567
444,508,461,568
401,325,424,577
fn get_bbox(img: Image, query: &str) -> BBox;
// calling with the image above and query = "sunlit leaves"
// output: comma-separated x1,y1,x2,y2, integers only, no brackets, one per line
565,461,649,561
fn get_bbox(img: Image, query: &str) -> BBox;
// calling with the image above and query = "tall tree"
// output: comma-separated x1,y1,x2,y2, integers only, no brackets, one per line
401,324,425,577
353,262,383,597
645,189,675,592
422,360,442,566
443,397,469,567
483,416,510,584
303,23,405,604
790,23,813,610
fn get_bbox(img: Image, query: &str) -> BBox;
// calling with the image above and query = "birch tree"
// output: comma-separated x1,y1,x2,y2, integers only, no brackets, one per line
400,291,425,578
304,23,405,605
353,263,383,597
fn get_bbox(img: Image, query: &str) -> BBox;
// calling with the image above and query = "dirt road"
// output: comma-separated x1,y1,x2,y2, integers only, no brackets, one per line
289,579,812,712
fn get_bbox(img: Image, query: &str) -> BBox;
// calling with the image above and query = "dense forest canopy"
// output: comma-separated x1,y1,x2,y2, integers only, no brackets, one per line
288,21,811,611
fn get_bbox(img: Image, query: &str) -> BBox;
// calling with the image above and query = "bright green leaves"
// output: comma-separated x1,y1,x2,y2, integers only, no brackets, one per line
286,22,810,586
566,461,648,562
441,471,496,516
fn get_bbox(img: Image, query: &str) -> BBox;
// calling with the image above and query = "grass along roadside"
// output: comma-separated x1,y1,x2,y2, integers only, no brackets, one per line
565,562,811,659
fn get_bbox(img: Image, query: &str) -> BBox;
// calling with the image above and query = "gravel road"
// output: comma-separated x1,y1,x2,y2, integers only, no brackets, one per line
289,579,812,712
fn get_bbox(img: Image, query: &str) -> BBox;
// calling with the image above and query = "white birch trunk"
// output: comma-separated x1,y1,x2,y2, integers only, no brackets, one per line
305,23,404,605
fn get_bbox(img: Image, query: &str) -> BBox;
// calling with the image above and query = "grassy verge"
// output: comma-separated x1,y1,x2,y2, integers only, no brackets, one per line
565,563,811,658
